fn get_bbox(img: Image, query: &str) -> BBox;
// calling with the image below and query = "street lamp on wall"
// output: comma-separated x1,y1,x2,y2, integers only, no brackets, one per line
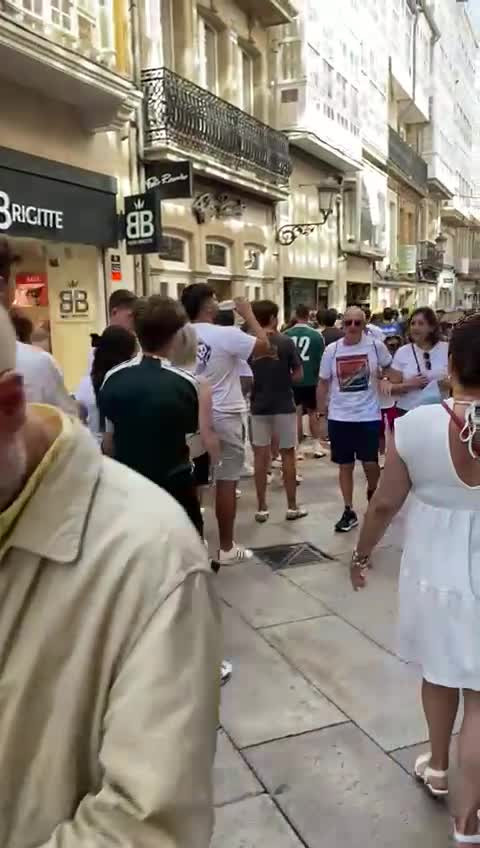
276,180,342,247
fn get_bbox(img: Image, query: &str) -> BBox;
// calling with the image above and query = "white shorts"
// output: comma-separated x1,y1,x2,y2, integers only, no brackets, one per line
251,413,297,451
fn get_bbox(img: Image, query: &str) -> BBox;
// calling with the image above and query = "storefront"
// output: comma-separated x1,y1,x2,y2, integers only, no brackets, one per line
147,174,277,304
283,278,329,319
0,147,118,389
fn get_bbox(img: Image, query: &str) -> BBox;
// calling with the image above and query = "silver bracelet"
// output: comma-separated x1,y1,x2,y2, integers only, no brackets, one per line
351,550,370,569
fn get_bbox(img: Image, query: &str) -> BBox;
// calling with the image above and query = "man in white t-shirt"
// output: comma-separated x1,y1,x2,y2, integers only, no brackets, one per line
182,284,270,565
318,306,396,533
16,340,78,415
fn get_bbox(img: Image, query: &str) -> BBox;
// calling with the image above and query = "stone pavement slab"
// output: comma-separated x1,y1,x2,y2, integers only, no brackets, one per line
221,605,346,748
212,795,304,848
214,730,262,806
244,723,449,848
284,547,401,654
262,615,428,751
217,561,328,629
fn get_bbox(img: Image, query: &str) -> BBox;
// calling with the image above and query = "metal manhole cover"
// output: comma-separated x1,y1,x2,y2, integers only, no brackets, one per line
252,542,335,571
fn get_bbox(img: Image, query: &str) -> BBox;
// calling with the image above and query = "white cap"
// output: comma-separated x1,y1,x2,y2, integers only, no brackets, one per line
0,305,16,374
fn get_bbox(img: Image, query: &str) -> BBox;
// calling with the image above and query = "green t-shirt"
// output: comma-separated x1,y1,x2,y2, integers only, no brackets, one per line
284,323,325,386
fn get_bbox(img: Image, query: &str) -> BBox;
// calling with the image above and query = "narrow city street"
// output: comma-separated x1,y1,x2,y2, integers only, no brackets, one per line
206,454,452,848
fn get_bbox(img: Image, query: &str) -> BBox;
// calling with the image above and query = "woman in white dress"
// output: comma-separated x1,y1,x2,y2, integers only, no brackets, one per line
390,307,449,412
351,315,480,845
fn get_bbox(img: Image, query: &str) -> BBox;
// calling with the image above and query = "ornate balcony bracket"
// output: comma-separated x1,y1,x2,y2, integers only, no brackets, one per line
276,210,333,246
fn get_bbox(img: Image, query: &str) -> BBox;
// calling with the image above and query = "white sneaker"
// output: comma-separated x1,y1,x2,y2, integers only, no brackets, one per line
255,509,269,523
286,506,308,521
221,659,233,685
296,450,305,461
218,544,253,565
235,488,242,499
313,441,326,458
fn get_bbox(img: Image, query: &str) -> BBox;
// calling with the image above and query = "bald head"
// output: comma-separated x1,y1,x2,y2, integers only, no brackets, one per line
0,305,16,374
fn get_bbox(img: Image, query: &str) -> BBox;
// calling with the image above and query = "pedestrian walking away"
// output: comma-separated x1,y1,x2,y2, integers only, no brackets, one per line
182,283,270,565
249,299,307,523
0,305,220,847
284,303,326,458
351,314,480,845
317,306,396,532
99,295,204,537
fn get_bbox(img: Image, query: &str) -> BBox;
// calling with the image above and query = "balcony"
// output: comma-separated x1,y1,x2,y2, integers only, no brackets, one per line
388,127,428,193
0,0,141,131
142,67,291,198
235,0,297,26
417,240,443,282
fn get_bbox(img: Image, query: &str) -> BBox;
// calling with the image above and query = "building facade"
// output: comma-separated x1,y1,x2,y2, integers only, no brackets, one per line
139,0,295,304
0,0,142,387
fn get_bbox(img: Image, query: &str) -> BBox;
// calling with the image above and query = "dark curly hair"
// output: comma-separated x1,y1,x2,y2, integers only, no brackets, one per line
408,307,441,345
91,326,137,401
449,314,480,389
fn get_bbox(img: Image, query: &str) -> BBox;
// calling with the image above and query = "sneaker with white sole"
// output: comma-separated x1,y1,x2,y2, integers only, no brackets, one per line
271,457,282,469
286,506,308,521
235,488,242,499
240,464,254,478
221,660,233,685
255,510,269,523
218,544,253,565
313,441,326,458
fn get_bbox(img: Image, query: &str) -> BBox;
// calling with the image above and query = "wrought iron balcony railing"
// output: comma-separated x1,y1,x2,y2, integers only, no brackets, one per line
388,127,428,190
142,67,291,186
417,240,444,271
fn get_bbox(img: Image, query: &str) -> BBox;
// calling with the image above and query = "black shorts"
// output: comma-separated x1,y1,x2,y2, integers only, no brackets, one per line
328,420,381,465
193,452,210,486
293,385,317,412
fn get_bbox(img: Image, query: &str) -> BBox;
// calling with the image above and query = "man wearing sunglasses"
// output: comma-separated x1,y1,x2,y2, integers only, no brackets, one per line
0,306,220,847
318,306,396,532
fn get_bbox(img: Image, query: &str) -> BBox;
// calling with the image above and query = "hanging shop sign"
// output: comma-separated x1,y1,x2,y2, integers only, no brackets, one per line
0,149,118,246
13,272,49,307
145,160,193,199
124,191,162,255
110,253,122,282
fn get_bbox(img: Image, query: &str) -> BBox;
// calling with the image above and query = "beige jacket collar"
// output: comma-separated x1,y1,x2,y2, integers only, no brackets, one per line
5,421,102,564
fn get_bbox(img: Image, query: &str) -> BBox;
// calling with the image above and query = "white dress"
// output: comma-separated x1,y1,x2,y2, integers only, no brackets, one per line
395,401,480,690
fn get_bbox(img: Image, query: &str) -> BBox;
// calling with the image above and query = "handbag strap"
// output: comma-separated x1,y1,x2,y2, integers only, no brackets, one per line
441,400,465,431
411,343,422,376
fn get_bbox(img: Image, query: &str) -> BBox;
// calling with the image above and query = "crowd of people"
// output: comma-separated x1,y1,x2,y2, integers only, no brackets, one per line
2,284,480,845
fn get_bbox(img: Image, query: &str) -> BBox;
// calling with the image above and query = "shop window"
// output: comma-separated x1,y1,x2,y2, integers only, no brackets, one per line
159,236,186,263
206,242,228,267
160,282,169,297
198,15,217,93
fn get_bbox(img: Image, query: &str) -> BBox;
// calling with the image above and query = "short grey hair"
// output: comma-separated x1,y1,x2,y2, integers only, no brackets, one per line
169,323,199,369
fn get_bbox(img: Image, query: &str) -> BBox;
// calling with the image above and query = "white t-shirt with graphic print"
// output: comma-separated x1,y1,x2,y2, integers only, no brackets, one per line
193,322,256,415
319,335,392,422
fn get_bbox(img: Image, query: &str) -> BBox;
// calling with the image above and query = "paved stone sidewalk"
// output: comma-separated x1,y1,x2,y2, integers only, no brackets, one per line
204,452,453,847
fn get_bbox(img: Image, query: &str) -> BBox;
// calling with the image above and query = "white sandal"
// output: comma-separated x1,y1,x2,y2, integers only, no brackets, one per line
454,831,480,844
414,753,448,797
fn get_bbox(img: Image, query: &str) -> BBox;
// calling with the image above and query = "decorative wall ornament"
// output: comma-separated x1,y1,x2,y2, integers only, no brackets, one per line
192,192,246,224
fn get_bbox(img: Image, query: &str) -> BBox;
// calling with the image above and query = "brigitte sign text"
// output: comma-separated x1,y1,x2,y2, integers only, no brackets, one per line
0,191,64,232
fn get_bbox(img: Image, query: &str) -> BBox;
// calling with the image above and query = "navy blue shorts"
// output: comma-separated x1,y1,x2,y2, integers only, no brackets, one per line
328,420,381,465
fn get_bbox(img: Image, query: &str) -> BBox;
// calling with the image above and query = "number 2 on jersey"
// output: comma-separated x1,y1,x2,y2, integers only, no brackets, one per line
294,336,311,362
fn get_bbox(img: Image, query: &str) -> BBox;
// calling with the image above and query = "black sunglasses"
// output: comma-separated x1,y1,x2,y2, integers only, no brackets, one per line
344,319,363,327
423,352,432,371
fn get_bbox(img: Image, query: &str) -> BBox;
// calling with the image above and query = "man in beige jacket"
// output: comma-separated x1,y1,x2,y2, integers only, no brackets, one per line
0,306,221,847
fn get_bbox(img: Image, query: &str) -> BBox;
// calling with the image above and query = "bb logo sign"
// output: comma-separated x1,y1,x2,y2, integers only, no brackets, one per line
58,281,90,321
124,192,161,254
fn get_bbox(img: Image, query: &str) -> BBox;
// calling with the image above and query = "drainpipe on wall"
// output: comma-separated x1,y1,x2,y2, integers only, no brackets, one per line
128,0,148,296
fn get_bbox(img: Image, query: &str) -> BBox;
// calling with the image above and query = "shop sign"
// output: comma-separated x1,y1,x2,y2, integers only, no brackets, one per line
145,160,193,199
57,280,91,322
124,192,162,255
110,253,122,282
0,164,118,247
14,272,49,307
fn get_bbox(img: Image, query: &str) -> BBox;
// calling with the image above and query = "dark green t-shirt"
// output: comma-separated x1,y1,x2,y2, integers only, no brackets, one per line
99,355,198,487
284,323,325,386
